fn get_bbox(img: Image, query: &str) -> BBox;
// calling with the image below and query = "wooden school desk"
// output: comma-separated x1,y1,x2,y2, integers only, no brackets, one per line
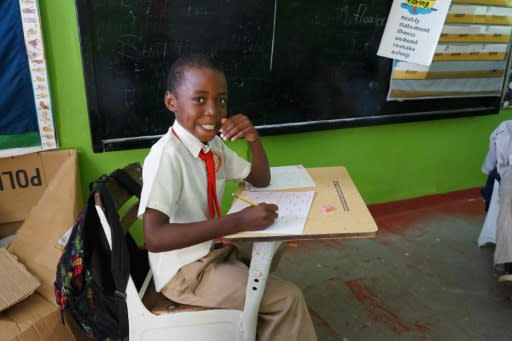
225,166,378,341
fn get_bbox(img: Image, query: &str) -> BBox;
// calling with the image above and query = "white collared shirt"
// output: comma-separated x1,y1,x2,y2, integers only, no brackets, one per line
138,120,251,291
482,120,512,177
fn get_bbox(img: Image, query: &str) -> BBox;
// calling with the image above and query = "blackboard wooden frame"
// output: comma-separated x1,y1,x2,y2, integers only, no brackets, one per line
76,0,503,153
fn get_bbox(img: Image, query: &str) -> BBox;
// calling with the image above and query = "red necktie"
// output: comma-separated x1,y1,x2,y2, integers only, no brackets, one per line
199,150,221,219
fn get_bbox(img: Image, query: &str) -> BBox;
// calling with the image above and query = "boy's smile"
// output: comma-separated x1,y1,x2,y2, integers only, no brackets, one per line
165,67,228,143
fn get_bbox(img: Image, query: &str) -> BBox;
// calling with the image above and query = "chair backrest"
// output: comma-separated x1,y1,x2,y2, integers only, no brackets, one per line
101,162,142,232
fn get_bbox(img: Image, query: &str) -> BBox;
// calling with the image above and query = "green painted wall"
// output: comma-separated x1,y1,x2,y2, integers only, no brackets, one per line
39,0,512,209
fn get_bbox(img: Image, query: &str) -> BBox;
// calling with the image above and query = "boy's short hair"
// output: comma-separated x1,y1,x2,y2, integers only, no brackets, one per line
167,54,225,93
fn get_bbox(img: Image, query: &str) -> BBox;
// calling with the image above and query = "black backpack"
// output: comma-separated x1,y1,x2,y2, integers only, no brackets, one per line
54,166,148,340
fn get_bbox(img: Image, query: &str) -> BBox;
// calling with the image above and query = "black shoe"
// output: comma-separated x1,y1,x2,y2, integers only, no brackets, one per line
498,263,512,283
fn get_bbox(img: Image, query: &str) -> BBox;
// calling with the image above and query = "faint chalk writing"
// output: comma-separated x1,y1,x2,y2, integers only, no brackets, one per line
339,3,387,26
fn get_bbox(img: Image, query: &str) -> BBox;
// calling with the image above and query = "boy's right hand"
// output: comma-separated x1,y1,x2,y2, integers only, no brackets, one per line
220,115,260,143
238,203,278,231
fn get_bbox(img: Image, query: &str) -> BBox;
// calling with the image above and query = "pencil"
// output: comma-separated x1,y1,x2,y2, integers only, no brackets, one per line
232,193,258,206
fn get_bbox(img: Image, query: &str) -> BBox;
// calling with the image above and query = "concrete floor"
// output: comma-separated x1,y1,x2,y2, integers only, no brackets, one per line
273,188,512,341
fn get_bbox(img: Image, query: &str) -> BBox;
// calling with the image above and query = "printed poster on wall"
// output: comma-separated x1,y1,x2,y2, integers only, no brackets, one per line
0,0,57,158
377,0,452,66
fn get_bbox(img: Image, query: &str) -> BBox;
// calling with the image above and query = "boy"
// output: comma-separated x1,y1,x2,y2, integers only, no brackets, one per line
138,54,317,340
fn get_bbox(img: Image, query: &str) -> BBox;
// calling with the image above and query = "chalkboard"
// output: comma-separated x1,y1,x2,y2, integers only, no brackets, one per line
76,0,503,152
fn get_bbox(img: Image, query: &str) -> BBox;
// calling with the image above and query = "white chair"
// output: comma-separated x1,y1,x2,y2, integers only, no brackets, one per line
93,163,279,341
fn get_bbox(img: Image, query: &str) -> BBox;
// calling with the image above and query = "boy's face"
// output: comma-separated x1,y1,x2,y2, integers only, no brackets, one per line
165,67,228,143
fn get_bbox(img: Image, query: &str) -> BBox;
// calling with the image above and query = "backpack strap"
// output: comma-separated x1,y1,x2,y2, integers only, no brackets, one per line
109,165,150,290
92,180,130,337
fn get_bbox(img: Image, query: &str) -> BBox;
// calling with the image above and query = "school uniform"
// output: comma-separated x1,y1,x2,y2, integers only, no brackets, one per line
138,120,317,341
481,120,512,269
495,171,512,266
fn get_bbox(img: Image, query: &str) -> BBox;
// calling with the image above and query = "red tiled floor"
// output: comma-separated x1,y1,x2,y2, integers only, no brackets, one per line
275,188,512,340
368,188,485,237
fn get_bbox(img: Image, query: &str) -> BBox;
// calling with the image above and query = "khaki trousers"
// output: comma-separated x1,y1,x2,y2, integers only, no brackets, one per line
161,245,317,341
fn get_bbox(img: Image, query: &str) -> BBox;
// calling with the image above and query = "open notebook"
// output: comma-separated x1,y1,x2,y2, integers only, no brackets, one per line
228,190,315,235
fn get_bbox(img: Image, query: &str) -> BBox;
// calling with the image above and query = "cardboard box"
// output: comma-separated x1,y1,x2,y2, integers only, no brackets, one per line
0,151,74,239
0,150,82,341
0,248,40,313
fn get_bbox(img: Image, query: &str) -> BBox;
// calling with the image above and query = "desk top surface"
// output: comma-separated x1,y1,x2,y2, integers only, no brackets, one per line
225,166,378,242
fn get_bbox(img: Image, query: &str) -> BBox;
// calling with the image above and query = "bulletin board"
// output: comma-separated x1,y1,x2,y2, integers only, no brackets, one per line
0,0,56,157
388,1,512,101
75,0,512,153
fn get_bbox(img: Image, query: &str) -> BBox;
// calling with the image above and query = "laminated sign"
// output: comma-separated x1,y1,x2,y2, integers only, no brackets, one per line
377,0,452,66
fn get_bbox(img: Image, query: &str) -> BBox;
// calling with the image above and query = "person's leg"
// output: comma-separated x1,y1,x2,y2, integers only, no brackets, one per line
161,246,317,340
498,262,512,283
257,273,317,341
495,172,512,282
161,246,247,308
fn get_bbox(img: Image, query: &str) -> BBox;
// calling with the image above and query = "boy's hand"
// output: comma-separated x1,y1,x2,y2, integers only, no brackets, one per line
238,203,278,231
220,114,259,142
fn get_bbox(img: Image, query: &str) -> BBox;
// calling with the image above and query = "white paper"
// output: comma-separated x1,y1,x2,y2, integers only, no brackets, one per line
57,225,74,247
441,24,512,37
435,43,508,56
245,165,315,191
377,0,452,66
227,191,315,235
392,60,507,74
449,4,512,17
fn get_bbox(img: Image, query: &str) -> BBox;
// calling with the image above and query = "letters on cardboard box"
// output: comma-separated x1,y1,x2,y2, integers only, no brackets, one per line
0,150,74,238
